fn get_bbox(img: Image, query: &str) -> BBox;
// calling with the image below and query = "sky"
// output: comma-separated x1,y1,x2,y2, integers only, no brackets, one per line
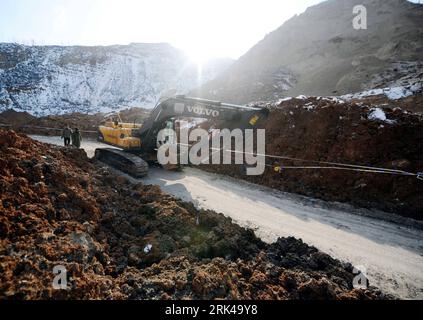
0,0,420,62
0,0,327,61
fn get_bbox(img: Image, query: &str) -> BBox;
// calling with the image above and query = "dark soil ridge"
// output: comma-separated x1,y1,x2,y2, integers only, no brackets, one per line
0,130,389,300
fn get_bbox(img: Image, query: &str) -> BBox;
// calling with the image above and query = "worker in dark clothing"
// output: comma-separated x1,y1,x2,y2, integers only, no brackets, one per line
61,126,72,146
71,128,82,149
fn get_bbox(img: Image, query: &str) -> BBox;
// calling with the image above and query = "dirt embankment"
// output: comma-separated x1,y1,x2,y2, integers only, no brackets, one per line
347,92,423,115
201,97,423,220
0,130,388,300
0,108,150,139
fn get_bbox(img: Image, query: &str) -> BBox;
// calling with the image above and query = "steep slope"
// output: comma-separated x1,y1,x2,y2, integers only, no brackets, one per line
193,0,423,104
0,43,232,116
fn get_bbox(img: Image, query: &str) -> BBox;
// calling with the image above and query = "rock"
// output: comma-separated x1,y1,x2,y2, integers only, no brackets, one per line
297,278,338,300
192,270,216,297
57,193,68,203
390,159,411,170
249,271,268,287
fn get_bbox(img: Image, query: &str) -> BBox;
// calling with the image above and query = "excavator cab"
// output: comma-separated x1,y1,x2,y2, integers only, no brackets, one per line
97,113,143,150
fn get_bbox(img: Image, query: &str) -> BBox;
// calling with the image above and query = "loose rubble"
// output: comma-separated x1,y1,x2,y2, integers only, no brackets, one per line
0,130,389,300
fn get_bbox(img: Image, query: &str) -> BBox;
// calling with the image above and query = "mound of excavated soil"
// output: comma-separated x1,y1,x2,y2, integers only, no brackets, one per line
0,109,35,127
348,92,423,115
0,107,150,139
0,130,388,300
201,97,423,219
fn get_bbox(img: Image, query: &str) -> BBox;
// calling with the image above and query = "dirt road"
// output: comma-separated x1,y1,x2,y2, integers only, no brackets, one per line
30,135,423,299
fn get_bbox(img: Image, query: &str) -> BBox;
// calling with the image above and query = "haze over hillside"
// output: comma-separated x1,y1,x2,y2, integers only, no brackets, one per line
193,0,423,104
0,43,233,116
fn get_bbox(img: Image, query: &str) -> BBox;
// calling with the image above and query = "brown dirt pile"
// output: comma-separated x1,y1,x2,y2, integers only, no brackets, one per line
0,110,35,127
0,130,388,300
200,97,423,219
349,93,423,115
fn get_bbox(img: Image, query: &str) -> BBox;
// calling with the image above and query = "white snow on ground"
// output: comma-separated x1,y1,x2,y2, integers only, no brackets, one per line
326,97,345,104
296,95,308,100
277,97,293,104
29,135,423,299
385,87,412,100
368,108,387,121
341,82,423,101
368,108,396,124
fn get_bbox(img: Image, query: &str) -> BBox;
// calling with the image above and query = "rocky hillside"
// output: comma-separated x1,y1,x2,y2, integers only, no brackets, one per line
0,43,232,116
0,130,388,299
193,0,423,104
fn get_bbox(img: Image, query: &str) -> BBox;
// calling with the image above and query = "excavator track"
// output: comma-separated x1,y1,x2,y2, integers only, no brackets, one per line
95,148,149,178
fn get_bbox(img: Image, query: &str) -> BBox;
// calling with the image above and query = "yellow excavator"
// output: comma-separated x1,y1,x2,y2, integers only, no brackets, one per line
97,113,142,149
95,95,268,177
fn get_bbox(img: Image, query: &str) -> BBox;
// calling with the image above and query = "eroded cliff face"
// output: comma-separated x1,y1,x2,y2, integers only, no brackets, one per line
0,43,232,116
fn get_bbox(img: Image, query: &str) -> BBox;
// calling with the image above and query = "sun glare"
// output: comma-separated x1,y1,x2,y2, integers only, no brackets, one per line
0,0,326,59
186,48,211,66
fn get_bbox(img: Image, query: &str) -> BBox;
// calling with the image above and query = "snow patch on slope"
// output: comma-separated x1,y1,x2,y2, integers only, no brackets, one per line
368,108,396,124
341,82,422,101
